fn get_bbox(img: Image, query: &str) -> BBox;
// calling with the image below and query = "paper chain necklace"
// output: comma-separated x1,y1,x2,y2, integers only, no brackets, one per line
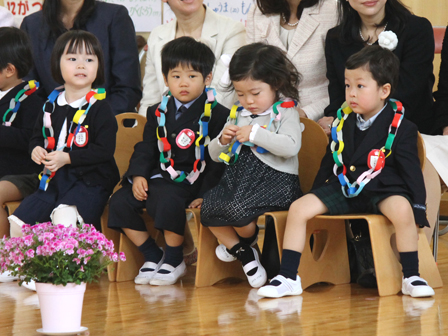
38,87,106,191
2,80,39,126
156,88,217,184
219,100,297,165
331,99,404,198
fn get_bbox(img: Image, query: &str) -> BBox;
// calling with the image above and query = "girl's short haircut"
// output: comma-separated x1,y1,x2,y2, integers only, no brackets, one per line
161,36,215,80
51,30,105,87
0,27,33,78
229,43,301,101
346,45,400,96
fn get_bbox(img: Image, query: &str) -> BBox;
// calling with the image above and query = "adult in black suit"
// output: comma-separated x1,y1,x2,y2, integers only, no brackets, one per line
434,27,448,135
317,0,435,135
20,0,141,116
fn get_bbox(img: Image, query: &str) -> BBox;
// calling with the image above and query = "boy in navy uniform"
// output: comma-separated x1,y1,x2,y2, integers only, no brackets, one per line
108,37,229,286
258,45,435,299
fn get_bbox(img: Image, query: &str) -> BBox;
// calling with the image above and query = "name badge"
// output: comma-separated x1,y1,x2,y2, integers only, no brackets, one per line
368,149,385,171
74,126,89,147
176,129,196,149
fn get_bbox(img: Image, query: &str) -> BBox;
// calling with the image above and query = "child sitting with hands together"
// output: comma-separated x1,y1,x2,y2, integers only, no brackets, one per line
201,43,303,288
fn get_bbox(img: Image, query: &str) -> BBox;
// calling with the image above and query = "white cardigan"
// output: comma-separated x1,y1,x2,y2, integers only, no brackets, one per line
208,106,302,175
246,0,337,121
139,6,246,115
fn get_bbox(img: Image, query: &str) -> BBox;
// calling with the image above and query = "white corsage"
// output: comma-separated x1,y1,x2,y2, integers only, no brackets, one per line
220,54,232,85
378,31,398,51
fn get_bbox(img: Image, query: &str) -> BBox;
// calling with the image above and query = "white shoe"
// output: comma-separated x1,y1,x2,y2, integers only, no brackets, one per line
0,270,19,283
257,275,302,298
134,256,165,285
22,280,36,291
215,245,237,262
243,246,267,288
402,276,434,298
150,261,187,286
216,236,259,263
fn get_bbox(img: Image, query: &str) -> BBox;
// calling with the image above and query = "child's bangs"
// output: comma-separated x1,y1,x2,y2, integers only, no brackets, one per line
65,37,96,56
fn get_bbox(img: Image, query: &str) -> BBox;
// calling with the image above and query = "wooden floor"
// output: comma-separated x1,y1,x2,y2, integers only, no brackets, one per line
2,223,448,336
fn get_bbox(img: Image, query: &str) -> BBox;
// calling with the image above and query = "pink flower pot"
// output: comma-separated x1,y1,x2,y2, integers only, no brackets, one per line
35,282,86,333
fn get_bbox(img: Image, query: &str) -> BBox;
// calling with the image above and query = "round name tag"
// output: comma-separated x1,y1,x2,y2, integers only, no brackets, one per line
74,126,89,147
368,149,385,171
176,129,196,149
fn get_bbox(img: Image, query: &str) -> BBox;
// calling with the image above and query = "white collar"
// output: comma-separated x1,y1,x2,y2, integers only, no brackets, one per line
57,91,87,108
356,103,387,131
240,105,273,117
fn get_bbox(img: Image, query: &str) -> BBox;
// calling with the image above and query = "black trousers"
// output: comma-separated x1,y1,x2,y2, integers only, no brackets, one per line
108,178,197,236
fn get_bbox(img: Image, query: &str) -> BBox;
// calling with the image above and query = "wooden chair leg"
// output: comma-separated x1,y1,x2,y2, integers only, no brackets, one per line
100,204,120,282
367,215,443,296
299,217,350,289
195,224,246,287
366,215,403,296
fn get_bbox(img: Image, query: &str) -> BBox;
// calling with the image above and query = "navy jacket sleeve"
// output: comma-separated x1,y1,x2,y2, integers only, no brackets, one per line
433,26,448,134
125,104,158,180
0,89,43,151
102,5,142,115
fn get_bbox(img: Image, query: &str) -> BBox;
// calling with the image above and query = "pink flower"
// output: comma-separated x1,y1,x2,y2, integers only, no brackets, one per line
26,249,34,258
72,258,81,265
119,252,126,262
80,266,84,272
65,249,74,255
83,256,91,264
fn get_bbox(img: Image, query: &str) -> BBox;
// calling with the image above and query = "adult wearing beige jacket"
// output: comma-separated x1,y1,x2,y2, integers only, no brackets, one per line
246,0,337,121
139,0,245,114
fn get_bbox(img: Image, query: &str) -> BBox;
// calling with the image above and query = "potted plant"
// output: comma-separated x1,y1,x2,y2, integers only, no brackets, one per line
0,222,125,334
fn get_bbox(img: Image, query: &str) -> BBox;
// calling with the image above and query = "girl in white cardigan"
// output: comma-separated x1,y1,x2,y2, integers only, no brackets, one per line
200,43,303,288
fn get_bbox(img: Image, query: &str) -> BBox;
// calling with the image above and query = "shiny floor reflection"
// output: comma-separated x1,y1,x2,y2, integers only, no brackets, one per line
1,235,447,335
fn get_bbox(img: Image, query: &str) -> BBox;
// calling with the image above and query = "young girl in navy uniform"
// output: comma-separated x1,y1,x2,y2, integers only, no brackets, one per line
200,43,303,288
0,28,44,239
108,37,229,286
9,30,119,237
258,46,435,299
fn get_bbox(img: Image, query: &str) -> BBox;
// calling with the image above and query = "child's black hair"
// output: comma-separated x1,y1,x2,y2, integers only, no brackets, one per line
161,36,215,80
51,30,105,87
346,45,400,96
0,27,33,78
228,43,301,101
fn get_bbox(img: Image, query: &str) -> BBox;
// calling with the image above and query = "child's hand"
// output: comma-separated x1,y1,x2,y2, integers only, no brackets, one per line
219,125,239,145
236,125,253,143
188,198,203,209
132,176,148,201
31,146,48,165
44,151,71,172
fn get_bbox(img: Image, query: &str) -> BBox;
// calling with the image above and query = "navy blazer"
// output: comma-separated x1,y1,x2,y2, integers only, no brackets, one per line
30,98,120,194
313,103,429,227
0,82,43,177
433,26,448,134
324,14,435,134
21,2,142,116
125,91,229,198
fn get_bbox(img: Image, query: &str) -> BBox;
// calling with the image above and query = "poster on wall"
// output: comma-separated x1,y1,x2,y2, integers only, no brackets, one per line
103,0,162,32
3,0,42,27
163,0,252,25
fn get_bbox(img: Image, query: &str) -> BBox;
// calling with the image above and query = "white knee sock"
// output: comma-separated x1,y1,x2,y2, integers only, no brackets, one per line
50,205,84,228
8,215,25,237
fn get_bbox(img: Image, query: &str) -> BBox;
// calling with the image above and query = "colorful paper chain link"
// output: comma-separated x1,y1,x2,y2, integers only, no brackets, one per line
2,80,39,126
38,88,106,191
156,88,217,184
218,100,297,165
331,99,404,198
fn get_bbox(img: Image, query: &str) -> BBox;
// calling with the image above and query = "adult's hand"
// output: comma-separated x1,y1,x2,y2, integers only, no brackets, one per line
317,116,335,136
